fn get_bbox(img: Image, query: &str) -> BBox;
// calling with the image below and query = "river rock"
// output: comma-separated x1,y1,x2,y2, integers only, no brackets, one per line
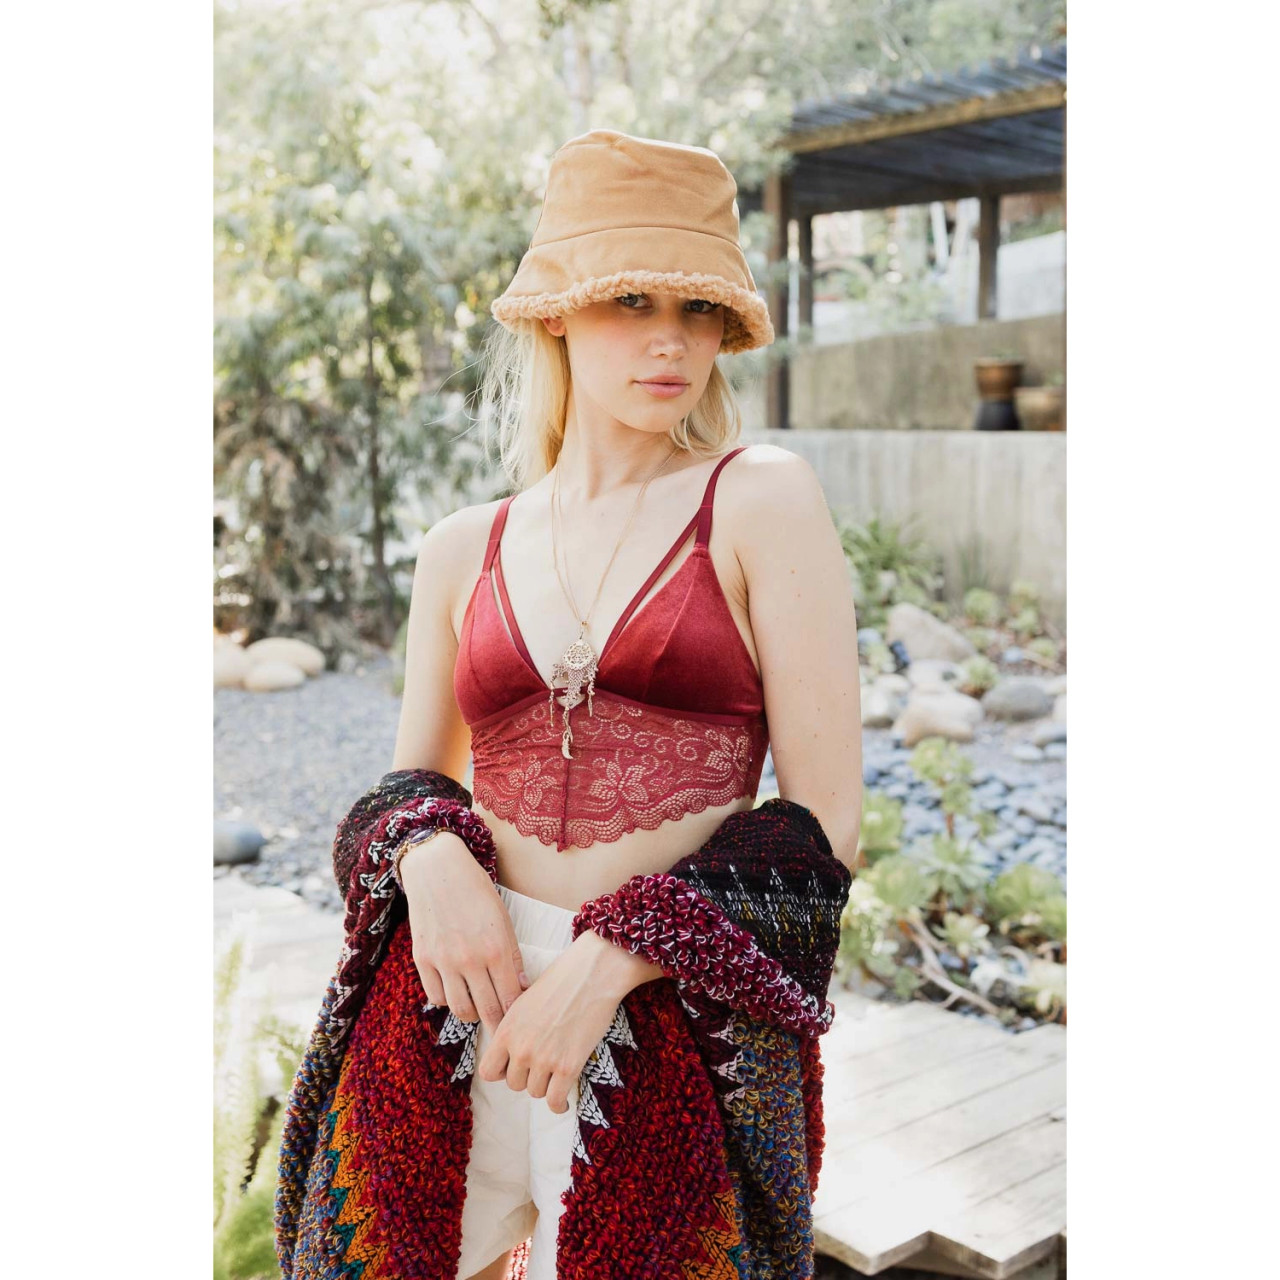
1031,719,1067,747
893,689,984,746
861,686,899,728
214,644,250,689
1015,793,1056,823
907,659,961,692
982,677,1053,720
877,672,910,696
243,660,307,692
215,820,266,865
886,603,976,663
245,636,326,677
1053,692,1066,723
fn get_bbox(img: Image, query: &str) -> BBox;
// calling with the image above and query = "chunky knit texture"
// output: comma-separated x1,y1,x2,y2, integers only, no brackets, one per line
275,768,852,1279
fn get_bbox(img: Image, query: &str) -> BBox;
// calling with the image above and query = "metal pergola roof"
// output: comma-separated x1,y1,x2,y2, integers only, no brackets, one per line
736,43,1067,430
739,43,1066,216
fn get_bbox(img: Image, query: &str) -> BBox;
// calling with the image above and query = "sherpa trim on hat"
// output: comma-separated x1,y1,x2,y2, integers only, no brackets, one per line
490,268,773,353
490,129,775,354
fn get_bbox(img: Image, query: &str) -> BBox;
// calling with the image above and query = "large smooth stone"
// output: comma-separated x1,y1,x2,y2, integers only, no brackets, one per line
886,602,976,663
244,636,326,677
215,820,265,865
243,660,307,692
982,677,1054,720
214,645,250,689
893,690,984,745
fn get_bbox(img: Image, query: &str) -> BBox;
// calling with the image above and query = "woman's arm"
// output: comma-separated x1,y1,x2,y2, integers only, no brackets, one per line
729,447,864,870
390,507,478,779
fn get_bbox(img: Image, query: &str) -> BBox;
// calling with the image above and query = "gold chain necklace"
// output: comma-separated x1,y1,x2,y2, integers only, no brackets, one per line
548,441,680,759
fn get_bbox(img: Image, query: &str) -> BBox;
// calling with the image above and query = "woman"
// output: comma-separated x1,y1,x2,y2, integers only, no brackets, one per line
277,129,862,1280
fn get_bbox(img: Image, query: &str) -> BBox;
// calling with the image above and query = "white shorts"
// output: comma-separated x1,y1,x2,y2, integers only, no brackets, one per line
454,883,582,1280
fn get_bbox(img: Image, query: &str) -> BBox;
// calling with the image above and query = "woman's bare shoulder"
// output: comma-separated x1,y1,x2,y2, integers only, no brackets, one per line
421,497,505,566
417,498,508,629
717,443,824,532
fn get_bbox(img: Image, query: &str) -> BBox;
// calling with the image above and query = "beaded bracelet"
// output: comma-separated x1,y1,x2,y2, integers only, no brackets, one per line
386,798,499,893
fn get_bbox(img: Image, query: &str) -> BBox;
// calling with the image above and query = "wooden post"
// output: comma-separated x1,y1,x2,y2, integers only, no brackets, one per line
763,167,791,430
798,213,814,334
977,193,1000,320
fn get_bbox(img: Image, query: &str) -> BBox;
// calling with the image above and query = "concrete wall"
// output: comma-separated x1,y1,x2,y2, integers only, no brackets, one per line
776,313,1065,432
741,427,1065,628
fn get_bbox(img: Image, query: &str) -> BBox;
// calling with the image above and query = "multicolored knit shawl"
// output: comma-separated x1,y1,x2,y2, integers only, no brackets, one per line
275,769,852,1279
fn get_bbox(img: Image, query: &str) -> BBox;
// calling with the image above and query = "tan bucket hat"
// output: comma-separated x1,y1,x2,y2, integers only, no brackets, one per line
489,129,774,354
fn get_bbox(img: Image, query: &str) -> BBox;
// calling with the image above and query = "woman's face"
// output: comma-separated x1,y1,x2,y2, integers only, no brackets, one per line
541,291,725,435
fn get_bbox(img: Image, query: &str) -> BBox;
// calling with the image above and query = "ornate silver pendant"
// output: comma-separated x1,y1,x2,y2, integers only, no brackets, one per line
548,630,598,759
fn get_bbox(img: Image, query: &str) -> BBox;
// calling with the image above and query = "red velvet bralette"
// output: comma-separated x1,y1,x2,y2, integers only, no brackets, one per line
453,444,769,851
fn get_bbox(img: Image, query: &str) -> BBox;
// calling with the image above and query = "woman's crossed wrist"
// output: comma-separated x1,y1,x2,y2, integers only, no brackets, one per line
391,827,465,891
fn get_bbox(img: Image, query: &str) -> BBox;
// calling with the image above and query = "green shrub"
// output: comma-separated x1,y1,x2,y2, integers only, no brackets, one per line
214,919,307,1280
837,741,1066,1025
840,879,900,979
1008,579,1041,612
862,639,896,675
1009,604,1041,640
961,624,999,652
908,737,997,842
1027,636,1060,663
963,587,1001,626
1017,958,1067,1019
986,863,1067,943
836,513,944,631
908,833,989,912
859,791,904,862
864,854,932,915
937,911,992,960
958,654,999,696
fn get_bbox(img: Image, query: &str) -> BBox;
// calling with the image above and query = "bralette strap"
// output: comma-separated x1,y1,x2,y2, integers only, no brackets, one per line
694,445,750,546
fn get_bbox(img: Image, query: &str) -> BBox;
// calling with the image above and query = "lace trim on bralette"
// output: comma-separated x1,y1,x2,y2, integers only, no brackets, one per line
469,690,769,851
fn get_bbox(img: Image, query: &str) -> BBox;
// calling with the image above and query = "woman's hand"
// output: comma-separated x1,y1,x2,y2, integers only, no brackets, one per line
476,931,633,1115
400,832,528,1039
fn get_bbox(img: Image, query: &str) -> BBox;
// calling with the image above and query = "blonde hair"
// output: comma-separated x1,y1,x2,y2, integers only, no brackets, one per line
473,315,746,493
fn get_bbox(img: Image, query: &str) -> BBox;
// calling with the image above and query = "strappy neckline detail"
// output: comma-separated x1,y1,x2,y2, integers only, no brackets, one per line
480,445,750,693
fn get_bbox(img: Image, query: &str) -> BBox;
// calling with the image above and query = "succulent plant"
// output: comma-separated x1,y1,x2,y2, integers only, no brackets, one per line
937,911,992,960
859,790,904,862
864,854,933,915
958,653,999,696
987,863,1067,943
963,587,1002,626
1017,957,1066,1019
1008,579,1041,611
909,833,990,909
1027,635,1059,663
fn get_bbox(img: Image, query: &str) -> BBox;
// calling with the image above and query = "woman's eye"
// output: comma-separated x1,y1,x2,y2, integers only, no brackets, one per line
615,294,721,313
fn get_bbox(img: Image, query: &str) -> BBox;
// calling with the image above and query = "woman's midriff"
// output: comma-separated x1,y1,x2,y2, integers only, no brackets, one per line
474,792,757,913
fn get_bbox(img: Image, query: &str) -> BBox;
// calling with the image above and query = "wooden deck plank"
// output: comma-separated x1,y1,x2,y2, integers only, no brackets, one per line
824,994,952,1058
930,1162,1067,1277
831,1017,1021,1100
832,1028,1065,1146
813,991,1065,1278
816,1113,1065,1274
815,1060,1065,1214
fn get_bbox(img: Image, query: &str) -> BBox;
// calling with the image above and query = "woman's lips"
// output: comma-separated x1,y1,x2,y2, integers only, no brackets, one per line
637,380,688,399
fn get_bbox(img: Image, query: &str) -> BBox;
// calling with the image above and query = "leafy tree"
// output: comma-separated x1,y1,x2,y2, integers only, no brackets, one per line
214,0,1065,652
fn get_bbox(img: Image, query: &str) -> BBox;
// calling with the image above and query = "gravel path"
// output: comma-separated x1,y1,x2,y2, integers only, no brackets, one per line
214,653,425,915
215,652,1065,916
